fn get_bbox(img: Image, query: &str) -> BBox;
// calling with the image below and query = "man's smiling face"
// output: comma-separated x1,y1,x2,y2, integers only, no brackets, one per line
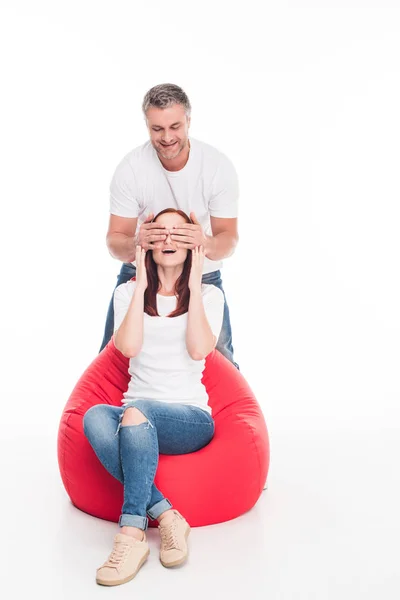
146,104,190,161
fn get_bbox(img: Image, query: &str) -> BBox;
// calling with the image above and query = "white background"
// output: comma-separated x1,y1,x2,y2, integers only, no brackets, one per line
1,1,399,598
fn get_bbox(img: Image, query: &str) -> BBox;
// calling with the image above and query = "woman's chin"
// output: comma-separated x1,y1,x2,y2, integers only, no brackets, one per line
158,260,183,268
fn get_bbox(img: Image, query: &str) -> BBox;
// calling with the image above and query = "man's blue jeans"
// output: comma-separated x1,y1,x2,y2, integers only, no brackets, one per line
99,262,239,369
83,399,215,530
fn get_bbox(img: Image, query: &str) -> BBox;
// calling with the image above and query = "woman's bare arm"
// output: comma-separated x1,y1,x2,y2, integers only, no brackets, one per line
114,246,148,358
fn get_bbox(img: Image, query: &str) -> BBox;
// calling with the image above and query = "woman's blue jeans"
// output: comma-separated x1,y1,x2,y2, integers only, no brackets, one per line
99,262,239,369
83,399,215,530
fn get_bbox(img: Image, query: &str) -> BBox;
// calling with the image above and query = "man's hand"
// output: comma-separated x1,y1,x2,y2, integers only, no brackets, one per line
170,212,208,252
137,213,168,250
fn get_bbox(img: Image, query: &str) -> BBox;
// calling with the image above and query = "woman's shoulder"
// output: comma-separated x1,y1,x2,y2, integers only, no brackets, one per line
201,283,224,302
115,278,136,299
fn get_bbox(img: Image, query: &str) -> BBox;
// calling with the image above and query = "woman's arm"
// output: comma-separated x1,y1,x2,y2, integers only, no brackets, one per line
186,289,217,360
114,287,145,358
114,246,148,358
186,246,217,360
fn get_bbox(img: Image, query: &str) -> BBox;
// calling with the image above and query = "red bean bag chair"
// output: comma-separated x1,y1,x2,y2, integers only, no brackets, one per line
57,339,270,527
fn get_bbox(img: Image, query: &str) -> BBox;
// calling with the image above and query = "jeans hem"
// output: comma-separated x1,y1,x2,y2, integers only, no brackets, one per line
147,498,173,520
119,514,148,530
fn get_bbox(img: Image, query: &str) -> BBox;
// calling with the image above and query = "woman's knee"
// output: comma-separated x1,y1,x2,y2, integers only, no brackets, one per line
121,407,148,427
83,404,109,438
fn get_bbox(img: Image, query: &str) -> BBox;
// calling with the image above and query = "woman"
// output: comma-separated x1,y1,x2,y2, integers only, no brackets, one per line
83,208,224,586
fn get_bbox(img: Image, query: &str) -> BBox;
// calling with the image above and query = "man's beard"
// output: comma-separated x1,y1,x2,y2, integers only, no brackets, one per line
156,138,187,160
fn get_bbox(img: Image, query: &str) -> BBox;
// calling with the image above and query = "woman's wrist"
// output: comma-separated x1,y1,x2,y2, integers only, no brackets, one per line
189,285,202,296
134,284,147,295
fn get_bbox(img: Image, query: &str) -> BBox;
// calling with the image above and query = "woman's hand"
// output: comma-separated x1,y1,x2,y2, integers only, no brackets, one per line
135,245,148,292
188,245,205,292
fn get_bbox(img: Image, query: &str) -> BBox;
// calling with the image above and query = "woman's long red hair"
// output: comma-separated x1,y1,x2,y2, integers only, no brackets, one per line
143,208,193,317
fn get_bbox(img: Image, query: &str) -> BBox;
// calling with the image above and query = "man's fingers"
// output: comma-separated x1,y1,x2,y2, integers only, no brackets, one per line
190,212,200,225
144,212,154,223
141,242,153,250
147,234,168,242
142,228,166,239
176,242,196,249
171,224,198,232
171,234,194,244
142,223,167,231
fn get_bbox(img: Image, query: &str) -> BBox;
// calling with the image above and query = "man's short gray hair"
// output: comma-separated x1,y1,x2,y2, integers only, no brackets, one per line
142,83,191,119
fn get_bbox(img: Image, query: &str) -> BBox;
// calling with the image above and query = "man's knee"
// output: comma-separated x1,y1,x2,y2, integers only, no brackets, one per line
121,407,148,426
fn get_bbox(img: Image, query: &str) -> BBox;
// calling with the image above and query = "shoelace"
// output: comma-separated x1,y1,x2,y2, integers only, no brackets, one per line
104,541,131,567
160,520,180,551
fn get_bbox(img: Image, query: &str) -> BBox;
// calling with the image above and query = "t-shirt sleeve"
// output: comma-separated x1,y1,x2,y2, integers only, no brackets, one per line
202,285,225,339
110,157,140,218
208,154,239,218
113,282,135,332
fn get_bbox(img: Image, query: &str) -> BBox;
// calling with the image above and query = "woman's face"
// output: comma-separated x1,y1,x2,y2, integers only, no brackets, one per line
151,212,189,267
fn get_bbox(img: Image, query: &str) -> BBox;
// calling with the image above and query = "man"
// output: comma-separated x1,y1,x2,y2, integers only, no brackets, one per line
100,83,239,368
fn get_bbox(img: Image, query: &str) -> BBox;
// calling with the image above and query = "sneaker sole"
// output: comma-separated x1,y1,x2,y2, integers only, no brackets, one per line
160,525,191,568
96,548,150,586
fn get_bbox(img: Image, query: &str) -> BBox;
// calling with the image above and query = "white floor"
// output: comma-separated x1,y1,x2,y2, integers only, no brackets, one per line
2,419,399,599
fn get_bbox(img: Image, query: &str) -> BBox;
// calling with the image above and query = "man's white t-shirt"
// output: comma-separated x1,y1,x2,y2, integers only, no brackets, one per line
109,137,239,275
113,281,225,415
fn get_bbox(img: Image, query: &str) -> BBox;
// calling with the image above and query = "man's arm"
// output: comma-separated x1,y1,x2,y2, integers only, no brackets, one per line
106,215,138,263
205,216,239,261
107,213,168,263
